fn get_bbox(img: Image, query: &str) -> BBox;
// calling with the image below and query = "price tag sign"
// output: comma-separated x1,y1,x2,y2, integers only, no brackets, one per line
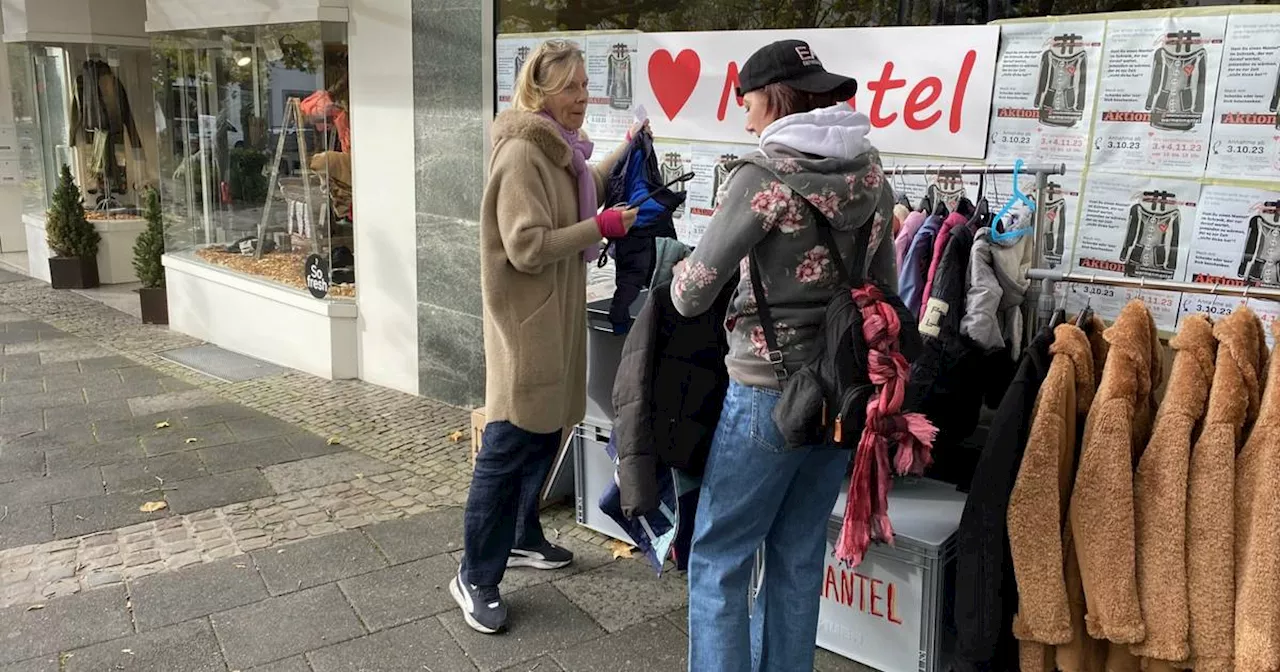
304,254,330,299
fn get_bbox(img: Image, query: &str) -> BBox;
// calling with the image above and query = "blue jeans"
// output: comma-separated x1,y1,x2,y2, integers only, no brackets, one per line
461,421,561,587
688,381,849,672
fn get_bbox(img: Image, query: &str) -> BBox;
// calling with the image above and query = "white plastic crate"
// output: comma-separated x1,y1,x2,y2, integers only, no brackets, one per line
752,478,965,672
571,420,631,544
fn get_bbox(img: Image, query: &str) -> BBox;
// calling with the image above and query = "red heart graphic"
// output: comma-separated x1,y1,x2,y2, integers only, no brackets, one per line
649,49,701,121
1183,64,1194,76
1048,211,1058,221
1159,223,1168,232
1066,65,1076,76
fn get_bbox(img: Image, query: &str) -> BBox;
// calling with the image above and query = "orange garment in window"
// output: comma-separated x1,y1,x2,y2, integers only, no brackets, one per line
300,90,351,153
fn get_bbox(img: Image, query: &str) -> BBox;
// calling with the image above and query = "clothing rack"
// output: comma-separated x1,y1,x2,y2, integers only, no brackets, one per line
891,162,1069,346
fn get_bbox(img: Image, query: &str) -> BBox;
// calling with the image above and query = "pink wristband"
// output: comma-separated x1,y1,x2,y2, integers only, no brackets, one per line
597,209,627,239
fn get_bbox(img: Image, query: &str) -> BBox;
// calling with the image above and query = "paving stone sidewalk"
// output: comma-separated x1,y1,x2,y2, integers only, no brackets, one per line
0,274,866,671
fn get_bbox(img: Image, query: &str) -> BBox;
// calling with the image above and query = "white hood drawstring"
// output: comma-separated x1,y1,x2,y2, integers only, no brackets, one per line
759,104,873,160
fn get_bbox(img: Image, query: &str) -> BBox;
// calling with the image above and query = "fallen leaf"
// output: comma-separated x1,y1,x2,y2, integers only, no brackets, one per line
154,421,171,429
26,603,45,611
326,436,342,445
139,501,168,513
121,649,134,655
354,472,364,479
448,430,465,443
184,437,198,444
607,540,635,560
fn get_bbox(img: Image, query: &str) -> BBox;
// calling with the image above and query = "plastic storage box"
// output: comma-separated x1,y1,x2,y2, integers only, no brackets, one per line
752,478,966,672
571,419,631,544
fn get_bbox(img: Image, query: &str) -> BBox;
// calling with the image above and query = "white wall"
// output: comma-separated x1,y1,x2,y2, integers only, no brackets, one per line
347,0,419,395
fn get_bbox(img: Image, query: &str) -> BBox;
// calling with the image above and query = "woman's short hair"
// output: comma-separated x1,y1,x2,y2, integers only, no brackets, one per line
512,39,585,113
759,83,844,119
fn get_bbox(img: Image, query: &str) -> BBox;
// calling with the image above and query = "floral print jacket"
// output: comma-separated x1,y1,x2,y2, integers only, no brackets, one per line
670,146,897,390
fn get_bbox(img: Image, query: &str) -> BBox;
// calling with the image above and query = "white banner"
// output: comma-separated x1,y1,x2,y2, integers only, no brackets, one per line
986,21,1105,166
1089,15,1227,176
636,26,1000,158
1205,13,1280,180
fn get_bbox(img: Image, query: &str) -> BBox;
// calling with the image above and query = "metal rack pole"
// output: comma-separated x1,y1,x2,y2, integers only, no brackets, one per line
890,162,1067,176
1027,269,1280,302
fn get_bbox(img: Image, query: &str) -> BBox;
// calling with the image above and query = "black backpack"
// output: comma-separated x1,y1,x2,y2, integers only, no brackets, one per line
749,184,923,449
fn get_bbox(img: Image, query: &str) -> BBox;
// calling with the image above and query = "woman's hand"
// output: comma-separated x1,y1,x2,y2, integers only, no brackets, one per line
619,206,638,233
597,206,639,239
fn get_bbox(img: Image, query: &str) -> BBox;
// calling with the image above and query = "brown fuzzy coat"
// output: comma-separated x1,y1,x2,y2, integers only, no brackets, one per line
1130,315,1217,667
1235,322,1280,672
1069,301,1163,670
1186,308,1269,672
480,111,626,434
1008,317,1108,671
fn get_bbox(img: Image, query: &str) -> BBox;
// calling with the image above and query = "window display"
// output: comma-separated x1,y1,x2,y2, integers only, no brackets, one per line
153,22,354,298
7,43,155,223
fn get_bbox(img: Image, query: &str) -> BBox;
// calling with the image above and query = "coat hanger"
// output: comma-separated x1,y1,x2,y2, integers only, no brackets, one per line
1073,280,1094,328
1050,308,1067,328
991,159,1037,243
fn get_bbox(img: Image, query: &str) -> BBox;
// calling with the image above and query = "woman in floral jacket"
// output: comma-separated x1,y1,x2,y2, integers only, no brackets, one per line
670,40,897,672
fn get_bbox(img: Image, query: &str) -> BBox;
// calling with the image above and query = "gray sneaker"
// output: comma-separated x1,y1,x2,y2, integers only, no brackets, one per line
450,568,507,634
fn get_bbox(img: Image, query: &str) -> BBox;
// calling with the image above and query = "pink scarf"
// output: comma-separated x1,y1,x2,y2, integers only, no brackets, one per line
539,112,601,262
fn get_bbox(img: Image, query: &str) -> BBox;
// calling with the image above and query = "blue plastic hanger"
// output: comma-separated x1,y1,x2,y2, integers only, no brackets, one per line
991,159,1037,243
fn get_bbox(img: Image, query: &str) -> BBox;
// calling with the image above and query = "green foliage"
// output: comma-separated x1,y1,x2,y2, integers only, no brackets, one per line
132,188,166,289
45,164,100,259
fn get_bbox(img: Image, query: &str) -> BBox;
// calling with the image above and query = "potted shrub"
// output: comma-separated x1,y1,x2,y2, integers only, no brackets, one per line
132,187,168,324
46,164,101,289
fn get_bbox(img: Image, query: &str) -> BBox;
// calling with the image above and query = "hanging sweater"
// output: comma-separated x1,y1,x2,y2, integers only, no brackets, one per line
1187,308,1269,672
1234,321,1280,672
953,326,1056,672
1069,300,1163,672
1007,317,1108,671
670,105,897,389
1129,315,1216,668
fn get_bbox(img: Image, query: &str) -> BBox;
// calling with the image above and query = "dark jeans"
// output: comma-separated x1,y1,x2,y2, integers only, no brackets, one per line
461,420,562,587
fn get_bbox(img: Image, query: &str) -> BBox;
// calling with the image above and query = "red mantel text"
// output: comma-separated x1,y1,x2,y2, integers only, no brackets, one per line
717,50,978,135
822,565,904,625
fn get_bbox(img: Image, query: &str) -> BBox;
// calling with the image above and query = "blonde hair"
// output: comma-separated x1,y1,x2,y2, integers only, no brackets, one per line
511,39,585,113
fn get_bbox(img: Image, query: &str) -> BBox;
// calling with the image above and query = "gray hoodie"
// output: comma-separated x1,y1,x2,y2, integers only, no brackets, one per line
670,105,897,390
960,217,1034,358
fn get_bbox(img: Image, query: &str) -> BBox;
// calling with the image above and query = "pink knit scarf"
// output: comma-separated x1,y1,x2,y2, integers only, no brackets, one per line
836,285,938,566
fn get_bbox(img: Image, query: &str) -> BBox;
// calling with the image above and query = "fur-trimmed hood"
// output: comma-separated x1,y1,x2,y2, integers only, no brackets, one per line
491,109,581,168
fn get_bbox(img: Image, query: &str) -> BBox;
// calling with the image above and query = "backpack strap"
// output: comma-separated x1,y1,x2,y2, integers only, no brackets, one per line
749,184,873,383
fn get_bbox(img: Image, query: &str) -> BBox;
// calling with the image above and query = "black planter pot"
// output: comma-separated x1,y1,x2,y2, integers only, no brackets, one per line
48,256,100,289
138,287,169,325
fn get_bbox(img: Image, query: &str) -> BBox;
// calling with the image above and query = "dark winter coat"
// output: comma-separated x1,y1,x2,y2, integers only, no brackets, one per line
602,132,685,329
953,326,1056,672
611,278,736,516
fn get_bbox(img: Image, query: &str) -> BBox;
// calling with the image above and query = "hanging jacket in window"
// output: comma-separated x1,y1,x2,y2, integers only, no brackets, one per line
1130,314,1216,669
1234,320,1280,672
953,326,1055,672
602,132,686,331
1186,308,1268,672
69,59,142,148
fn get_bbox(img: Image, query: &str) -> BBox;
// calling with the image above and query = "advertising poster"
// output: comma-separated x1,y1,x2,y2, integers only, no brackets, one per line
1053,282,1182,332
1205,13,1280,180
652,140,695,243
1074,171,1199,282
982,170,1084,270
1176,294,1280,347
496,34,640,142
682,143,756,247
986,21,1105,165
1186,185,1280,288
1090,15,1227,176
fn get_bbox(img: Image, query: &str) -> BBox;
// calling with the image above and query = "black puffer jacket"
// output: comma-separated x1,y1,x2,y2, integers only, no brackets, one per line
611,277,736,517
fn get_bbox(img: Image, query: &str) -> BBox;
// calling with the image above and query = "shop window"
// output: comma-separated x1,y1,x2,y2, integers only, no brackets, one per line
152,22,354,299
6,43,156,224
497,0,1264,32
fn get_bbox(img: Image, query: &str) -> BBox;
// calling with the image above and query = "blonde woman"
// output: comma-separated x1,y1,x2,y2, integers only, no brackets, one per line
453,39,643,634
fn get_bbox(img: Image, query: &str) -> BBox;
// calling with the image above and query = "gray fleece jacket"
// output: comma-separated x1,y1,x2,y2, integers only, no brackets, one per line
670,105,897,390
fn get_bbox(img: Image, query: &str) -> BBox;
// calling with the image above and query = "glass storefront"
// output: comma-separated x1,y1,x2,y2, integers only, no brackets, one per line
497,0,1263,32
151,22,354,298
7,43,156,223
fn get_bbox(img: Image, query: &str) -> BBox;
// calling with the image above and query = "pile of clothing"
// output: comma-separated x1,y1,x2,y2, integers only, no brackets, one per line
952,299,1280,672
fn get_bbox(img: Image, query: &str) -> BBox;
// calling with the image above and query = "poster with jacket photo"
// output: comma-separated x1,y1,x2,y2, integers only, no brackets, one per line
1074,171,1198,286
1205,13,1280,181
1090,15,1226,176
682,143,755,247
987,21,1104,166
652,140,693,241
1186,185,1280,289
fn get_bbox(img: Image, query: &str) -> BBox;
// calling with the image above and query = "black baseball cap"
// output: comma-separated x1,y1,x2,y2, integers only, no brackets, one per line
737,40,858,99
